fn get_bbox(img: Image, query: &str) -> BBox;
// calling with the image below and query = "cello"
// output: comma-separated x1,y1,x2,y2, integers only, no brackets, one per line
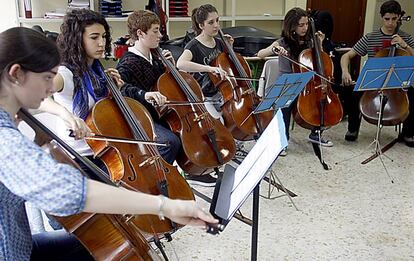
152,47,236,175
292,17,343,130
84,62,194,237
209,30,274,141
19,109,161,261
359,12,410,126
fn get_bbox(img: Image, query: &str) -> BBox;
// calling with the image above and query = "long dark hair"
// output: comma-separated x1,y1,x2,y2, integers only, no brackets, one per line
191,4,218,35
0,27,60,84
57,9,111,119
57,9,111,80
281,7,311,59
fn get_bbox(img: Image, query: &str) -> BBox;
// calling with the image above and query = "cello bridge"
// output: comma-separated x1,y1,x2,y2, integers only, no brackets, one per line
193,113,208,122
122,214,135,223
138,156,158,167
241,88,255,96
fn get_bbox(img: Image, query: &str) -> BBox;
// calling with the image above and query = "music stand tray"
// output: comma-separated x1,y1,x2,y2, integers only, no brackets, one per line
255,71,315,113
353,56,414,92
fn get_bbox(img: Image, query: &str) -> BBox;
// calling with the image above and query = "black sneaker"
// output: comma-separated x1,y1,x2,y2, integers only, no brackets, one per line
403,136,414,147
308,133,333,147
345,130,358,141
186,174,217,187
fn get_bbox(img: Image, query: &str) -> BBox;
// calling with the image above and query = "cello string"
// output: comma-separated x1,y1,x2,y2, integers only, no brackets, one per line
102,64,170,197
219,29,256,91
156,47,216,131
156,48,217,130
104,69,161,157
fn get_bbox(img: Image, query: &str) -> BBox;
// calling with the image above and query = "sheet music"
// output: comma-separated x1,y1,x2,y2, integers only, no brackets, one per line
215,110,288,220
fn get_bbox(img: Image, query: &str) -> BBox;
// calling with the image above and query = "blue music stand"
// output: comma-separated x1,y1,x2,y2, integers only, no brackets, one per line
353,56,414,92
352,56,414,182
254,71,315,113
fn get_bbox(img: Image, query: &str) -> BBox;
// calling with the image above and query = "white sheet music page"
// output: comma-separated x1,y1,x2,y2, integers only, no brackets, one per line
215,109,288,220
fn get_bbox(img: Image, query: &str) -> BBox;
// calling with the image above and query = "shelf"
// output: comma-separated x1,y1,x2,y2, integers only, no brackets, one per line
169,16,233,22
16,0,286,39
18,17,63,23
104,17,128,22
234,15,284,21
168,17,191,22
18,16,129,23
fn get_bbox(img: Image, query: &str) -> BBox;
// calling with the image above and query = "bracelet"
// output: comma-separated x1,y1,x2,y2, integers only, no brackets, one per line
158,195,166,220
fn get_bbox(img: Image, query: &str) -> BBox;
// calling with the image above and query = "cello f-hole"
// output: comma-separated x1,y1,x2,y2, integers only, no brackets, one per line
127,154,138,182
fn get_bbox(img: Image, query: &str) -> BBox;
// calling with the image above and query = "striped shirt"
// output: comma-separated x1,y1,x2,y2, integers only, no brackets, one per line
0,108,87,260
352,28,414,58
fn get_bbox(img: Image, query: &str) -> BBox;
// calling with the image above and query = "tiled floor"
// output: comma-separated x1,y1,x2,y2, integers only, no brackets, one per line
166,119,414,260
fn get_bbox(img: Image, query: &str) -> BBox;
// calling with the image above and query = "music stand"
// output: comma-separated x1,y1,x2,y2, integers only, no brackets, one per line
353,56,414,182
252,71,314,201
209,72,313,261
211,110,287,261
254,71,315,113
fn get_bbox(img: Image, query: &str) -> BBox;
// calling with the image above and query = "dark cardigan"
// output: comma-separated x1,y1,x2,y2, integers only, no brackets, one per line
117,51,165,119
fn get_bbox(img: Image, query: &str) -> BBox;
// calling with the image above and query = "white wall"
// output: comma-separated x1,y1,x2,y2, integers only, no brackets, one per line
0,1,18,32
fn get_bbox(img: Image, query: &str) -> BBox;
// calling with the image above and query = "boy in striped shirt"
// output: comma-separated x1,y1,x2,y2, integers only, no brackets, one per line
340,0,414,146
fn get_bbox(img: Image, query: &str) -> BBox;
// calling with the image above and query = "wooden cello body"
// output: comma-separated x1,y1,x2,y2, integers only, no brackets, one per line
209,30,274,141
85,65,194,237
293,18,343,129
20,109,161,261
152,48,236,175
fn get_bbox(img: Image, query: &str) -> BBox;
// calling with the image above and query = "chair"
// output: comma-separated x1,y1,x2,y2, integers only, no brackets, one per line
257,57,280,97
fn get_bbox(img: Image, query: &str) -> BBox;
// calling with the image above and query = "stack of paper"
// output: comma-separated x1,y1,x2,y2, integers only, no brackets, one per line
68,0,90,9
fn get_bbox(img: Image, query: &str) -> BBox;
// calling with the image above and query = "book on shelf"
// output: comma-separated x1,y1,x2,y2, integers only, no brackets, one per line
68,0,90,9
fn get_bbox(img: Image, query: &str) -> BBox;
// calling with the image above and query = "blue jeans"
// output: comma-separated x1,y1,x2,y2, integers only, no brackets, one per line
154,122,181,164
281,101,319,140
31,230,93,260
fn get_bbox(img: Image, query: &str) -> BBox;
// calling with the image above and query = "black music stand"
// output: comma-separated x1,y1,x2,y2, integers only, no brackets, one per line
209,72,314,261
211,111,287,260
353,56,414,182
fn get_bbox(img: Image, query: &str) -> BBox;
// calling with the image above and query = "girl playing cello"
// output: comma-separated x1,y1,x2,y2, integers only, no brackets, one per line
175,5,235,185
257,7,333,154
176,4,231,121
0,26,217,261
40,8,179,168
